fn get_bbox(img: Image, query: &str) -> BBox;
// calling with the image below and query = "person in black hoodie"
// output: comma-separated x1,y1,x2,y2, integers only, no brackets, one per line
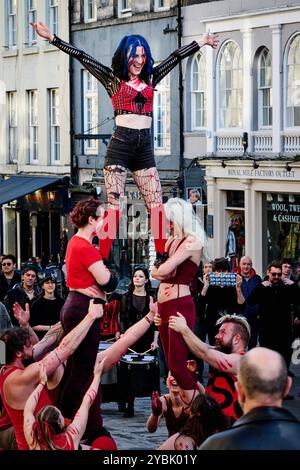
236,256,261,349
4,267,40,325
0,255,21,302
29,275,65,339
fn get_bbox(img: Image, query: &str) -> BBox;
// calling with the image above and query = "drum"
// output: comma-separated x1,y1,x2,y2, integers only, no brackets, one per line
118,354,160,398
98,342,118,385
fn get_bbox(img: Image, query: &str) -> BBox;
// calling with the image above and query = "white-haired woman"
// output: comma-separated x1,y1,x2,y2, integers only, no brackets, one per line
151,198,206,408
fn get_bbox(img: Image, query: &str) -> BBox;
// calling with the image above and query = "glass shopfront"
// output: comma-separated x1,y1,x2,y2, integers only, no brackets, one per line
225,191,245,271
262,193,300,273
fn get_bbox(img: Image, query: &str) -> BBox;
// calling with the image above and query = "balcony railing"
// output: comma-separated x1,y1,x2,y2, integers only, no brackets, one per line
216,135,243,154
283,133,300,153
253,132,273,153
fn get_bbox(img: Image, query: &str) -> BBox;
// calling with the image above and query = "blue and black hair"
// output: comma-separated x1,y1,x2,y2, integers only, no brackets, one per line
112,35,154,83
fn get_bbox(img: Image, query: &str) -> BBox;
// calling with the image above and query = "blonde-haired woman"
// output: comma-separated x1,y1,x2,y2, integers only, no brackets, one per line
151,198,207,408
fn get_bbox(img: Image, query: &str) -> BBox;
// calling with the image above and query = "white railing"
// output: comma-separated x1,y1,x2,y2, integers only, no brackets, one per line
253,134,273,153
283,134,300,153
216,135,243,154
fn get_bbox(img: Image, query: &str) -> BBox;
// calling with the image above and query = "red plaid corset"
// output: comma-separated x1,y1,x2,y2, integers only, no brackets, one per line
111,81,155,116
100,299,120,336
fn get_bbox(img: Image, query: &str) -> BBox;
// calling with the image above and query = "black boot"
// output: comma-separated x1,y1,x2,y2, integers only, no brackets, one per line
118,401,126,412
153,252,169,268
123,398,134,417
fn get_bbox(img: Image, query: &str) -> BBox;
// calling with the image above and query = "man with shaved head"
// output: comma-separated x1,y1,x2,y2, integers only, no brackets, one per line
236,256,261,348
200,347,300,450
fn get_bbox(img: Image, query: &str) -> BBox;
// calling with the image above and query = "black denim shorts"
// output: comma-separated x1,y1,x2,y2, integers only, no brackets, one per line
105,126,156,172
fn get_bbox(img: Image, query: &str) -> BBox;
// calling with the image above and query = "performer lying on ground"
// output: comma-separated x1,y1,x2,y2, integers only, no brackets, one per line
158,394,228,450
31,20,219,264
147,361,201,438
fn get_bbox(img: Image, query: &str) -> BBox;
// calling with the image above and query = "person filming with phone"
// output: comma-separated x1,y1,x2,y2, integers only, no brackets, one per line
200,258,245,345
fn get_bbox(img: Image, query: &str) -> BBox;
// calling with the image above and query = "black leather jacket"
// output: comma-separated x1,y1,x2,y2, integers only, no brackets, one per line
199,406,300,450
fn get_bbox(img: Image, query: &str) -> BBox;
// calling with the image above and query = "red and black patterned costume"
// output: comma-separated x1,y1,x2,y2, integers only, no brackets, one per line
51,35,201,260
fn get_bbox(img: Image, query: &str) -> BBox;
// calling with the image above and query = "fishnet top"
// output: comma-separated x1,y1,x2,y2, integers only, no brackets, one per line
51,35,200,115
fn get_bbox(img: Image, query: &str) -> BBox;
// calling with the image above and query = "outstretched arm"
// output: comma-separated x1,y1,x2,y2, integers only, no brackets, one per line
67,357,106,449
169,313,239,374
10,300,103,392
31,21,114,88
98,298,158,372
41,300,103,376
23,364,48,449
32,321,64,361
147,392,166,433
153,31,219,87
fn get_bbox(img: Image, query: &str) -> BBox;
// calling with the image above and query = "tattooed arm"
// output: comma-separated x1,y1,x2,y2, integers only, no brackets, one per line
23,364,48,449
169,312,240,374
7,300,103,408
32,321,64,361
66,357,106,449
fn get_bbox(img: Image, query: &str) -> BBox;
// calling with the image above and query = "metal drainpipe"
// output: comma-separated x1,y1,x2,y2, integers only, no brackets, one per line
177,0,184,197
68,0,77,185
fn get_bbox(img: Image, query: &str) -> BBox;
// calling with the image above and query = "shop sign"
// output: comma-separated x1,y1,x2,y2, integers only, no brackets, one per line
227,168,296,179
207,166,298,180
270,201,300,223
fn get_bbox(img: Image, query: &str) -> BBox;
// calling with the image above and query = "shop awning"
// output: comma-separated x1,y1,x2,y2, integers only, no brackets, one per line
0,175,66,206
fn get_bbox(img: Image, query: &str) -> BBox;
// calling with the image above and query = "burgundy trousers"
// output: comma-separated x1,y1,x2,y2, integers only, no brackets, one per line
158,295,197,390
57,292,102,439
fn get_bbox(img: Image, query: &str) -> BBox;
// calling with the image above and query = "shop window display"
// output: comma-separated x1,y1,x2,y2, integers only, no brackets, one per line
225,191,245,271
263,193,300,275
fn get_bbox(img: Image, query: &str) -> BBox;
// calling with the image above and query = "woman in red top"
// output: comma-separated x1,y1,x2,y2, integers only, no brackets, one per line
23,359,111,450
57,198,118,441
31,21,219,264
152,198,206,407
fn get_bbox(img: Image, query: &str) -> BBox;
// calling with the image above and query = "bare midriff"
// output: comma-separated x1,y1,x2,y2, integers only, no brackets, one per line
115,114,152,129
69,285,106,301
157,284,191,304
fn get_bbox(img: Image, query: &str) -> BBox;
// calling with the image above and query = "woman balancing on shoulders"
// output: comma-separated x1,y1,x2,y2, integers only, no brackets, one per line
31,21,219,265
56,198,118,441
151,198,207,408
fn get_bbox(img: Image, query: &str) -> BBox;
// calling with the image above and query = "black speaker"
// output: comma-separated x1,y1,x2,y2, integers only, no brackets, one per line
242,132,248,154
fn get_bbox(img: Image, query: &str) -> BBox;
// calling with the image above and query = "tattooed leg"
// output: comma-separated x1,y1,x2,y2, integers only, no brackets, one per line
99,165,127,260
133,167,168,255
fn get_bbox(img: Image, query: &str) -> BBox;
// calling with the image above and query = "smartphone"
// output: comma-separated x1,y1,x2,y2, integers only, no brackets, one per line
208,272,237,287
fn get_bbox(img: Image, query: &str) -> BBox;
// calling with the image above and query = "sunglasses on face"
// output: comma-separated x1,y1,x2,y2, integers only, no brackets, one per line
270,272,282,277
2,262,12,267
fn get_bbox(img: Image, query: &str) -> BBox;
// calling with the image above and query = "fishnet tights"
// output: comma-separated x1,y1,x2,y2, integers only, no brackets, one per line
103,165,163,210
